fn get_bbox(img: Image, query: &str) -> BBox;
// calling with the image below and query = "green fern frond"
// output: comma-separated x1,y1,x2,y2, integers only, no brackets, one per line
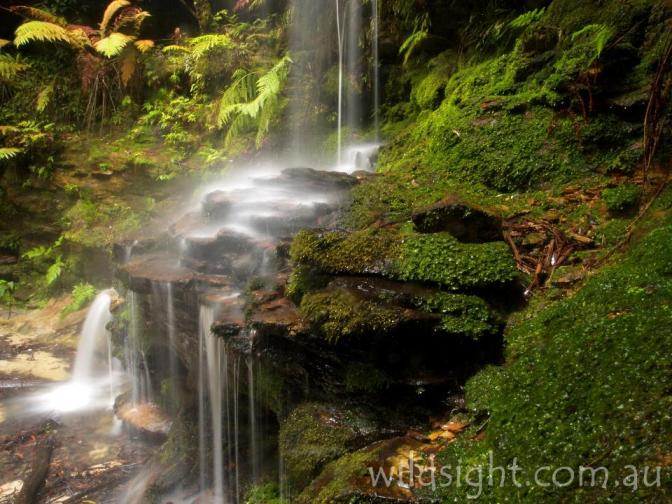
163,44,189,53
14,21,73,48
95,32,134,58
0,148,22,161
509,8,545,30
571,24,614,58
188,34,233,59
36,83,54,112
216,55,291,147
0,54,30,80
399,30,428,66
9,6,66,26
100,0,131,36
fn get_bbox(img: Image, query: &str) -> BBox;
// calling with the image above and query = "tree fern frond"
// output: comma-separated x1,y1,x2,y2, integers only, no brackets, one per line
36,83,54,112
100,0,131,36
0,148,22,161
0,54,30,80
188,34,233,59
134,39,154,53
14,21,74,48
9,6,66,26
95,32,134,58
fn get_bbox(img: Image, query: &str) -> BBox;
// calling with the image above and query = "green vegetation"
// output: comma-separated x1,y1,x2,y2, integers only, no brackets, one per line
602,183,642,213
61,282,96,316
428,214,672,503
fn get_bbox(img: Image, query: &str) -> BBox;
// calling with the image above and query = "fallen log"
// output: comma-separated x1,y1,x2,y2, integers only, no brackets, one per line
15,436,54,504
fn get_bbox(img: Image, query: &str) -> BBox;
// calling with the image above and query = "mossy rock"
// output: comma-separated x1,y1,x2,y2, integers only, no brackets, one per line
291,229,518,291
279,403,382,494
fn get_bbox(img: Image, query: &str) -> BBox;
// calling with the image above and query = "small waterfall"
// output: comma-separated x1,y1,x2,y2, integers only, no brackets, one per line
126,290,152,404
335,0,344,166
372,0,380,140
247,355,259,484
72,291,113,382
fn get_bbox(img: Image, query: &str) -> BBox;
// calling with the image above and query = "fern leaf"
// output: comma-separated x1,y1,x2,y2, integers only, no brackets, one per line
0,39,11,49
45,257,64,286
189,34,233,59
0,54,30,80
9,6,66,26
163,44,189,53
14,21,73,48
399,30,428,66
119,50,137,86
36,83,54,112
134,39,154,53
0,147,22,161
95,32,134,58
100,0,131,36
0,125,19,135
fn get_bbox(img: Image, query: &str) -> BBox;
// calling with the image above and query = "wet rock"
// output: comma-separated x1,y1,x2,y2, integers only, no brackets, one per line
279,167,359,190
114,399,172,444
411,194,502,242
249,297,306,339
202,190,232,220
118,253,194,293
209,293,245,338
185,229,254,261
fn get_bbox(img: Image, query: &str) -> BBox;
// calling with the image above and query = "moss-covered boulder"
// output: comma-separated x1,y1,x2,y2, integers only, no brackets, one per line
290,229,518,291
279,403,384,494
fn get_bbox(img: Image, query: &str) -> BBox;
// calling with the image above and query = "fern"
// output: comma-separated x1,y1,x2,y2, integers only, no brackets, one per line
9,6,66,26
100,0,131,36
399,30,428,66
188,34,234,59
134,39,154,53
0,39,10,49
217,55,291,147
36,83,54,112
572,24,614,59
0,54,30,80
509,8,545,30
0,148,22,161
14,21,73,48
119,50,137,85
95,32,134,58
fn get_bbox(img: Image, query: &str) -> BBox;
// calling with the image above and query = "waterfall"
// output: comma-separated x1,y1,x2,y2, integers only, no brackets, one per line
335,0,344,166
126,290,152,404
372,0,380,140
72,291,113,382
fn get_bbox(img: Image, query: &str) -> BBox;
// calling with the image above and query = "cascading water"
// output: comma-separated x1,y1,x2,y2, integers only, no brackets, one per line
126,290,152,404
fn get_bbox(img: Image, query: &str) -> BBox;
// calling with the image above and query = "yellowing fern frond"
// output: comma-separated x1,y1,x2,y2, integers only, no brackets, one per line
95,32,134,58
134,39,154,53
0,54,30,80
0,126,19,135
100,0,131,36
9,6,66,26
14,21,73,48
0,148,22,161
0,39,11,49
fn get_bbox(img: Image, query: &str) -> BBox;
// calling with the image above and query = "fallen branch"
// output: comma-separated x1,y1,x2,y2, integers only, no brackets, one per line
15,436,54,504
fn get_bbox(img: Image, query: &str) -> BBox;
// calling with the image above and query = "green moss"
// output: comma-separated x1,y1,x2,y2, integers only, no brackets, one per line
291,230,517,291
285,265,329,304
430,217,672,502
602,183,642,213
300,289,403,343
296,447,379,504
245,482,285,504
395,233,518,290
411,51,456,110
279,403,368,493
413,292,497,340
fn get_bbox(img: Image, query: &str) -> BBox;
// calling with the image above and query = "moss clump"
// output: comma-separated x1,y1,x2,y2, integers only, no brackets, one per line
395,233,518,290
245,482,284,504
411,51,457,111
285,265,329,304
300,289,403,343
602,183,642,213
279,403,372,493
291,230,517,291
430,217,672,502
413,292,497,340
